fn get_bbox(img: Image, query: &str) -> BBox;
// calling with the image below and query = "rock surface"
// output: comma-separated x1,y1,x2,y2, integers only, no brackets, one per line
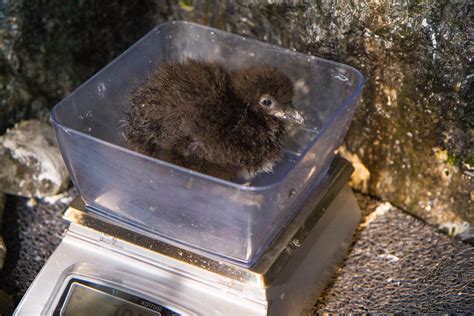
0,1,471,225
0,1,162,133
0,120,68,197
158,0,473,226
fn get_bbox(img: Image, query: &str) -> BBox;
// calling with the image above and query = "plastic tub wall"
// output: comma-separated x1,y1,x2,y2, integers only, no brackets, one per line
52,21,364,266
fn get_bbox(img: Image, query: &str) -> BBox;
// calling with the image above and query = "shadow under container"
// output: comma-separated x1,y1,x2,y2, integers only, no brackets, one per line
51,21,365,267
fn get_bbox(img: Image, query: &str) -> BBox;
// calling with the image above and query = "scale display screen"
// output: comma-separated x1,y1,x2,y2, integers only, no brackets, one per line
54,279,180,316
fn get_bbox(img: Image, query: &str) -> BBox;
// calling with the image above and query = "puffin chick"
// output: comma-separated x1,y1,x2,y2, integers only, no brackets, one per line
123,59,304,181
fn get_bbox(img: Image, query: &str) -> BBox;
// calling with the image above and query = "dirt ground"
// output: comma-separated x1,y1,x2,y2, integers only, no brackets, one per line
315,192,473,313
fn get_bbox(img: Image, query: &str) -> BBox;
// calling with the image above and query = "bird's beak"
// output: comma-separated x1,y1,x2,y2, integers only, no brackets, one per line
284,108,305,125
272,107,305,126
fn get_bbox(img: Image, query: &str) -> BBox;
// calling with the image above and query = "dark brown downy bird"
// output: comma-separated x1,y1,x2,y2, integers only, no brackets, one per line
123,59,304,181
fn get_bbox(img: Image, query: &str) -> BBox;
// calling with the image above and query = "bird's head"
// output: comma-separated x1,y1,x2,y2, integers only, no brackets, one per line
232,65,304,126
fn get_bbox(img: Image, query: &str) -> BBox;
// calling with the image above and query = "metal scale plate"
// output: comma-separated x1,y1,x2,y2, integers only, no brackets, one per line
15,157,360,315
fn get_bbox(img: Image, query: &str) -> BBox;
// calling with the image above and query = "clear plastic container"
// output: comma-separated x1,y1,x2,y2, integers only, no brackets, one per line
51,21,364,267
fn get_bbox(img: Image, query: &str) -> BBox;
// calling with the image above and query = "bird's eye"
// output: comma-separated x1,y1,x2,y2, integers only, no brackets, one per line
261,98,273,107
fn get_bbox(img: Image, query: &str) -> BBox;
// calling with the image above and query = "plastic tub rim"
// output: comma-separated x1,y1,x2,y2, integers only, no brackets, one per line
50,20,365,192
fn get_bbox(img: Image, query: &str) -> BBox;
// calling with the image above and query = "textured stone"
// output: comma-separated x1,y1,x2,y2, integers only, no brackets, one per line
0,1,471,226
0,1,163,133
156,0,473,226
0,120,68,197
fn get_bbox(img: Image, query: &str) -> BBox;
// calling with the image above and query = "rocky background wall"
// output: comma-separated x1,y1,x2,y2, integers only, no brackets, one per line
0,0,472,231
160,0,474,228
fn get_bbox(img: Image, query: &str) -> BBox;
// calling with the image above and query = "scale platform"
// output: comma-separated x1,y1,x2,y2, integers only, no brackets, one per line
15,157,360,315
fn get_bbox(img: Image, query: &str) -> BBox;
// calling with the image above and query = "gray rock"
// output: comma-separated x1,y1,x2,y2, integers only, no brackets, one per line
0,1,471,226
0,120,68,197
157,1,473,226
0,1,163,133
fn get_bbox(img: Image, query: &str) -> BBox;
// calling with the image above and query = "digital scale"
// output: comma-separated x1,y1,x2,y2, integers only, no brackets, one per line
14,21,365,315
15,157,360,315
